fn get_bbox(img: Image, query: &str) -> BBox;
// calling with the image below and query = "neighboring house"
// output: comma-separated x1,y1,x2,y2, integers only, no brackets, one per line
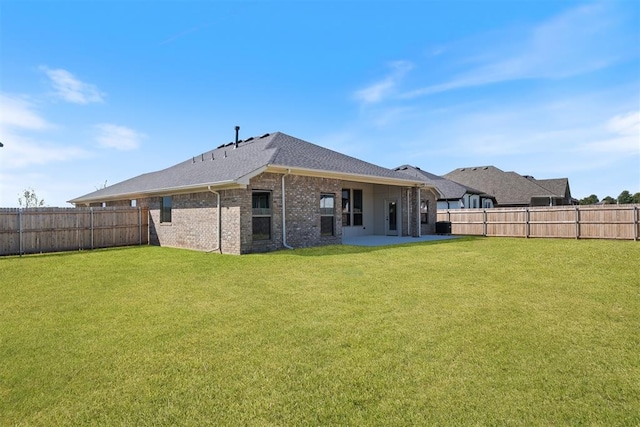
395,165,496,209
70,132,439,254
443,165,574,207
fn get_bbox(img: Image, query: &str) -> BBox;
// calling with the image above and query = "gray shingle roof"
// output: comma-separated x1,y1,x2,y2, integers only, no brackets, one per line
534,178,570,199
443,166,568,206
70,132,421,204
394,165,492,200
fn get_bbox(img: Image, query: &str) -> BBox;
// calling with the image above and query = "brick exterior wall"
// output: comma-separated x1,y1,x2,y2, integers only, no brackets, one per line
109,172,435,254
143,192,220,252
245,173,342,253
420,188,438,236
139,172,342,255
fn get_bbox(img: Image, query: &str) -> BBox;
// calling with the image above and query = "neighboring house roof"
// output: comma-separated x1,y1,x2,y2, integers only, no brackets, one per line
531,177,571,199
394,165,493,201
70,132,429,204
443,166,569,206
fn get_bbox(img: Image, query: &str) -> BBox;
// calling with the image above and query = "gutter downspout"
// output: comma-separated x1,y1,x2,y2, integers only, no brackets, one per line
282,170,294,249
207,186,222,253
407,188,411,237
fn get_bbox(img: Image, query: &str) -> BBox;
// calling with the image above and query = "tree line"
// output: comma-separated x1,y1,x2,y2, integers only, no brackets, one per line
579,190,640,205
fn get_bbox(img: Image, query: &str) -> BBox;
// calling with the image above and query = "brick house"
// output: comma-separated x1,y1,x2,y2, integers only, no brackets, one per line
443,165,574,207
69,132,439,254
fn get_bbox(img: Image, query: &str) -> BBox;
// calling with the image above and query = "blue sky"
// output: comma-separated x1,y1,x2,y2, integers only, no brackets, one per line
1,0,638,207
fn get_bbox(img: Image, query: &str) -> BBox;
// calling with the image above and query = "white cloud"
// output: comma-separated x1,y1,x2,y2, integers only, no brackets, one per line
0,92,88,171
0,132,89,170
95,124,146,150
41,66,105,104
606,111,640,136
401,3,633,98
0,93,51,131
353,61,413,104
586,111,640,154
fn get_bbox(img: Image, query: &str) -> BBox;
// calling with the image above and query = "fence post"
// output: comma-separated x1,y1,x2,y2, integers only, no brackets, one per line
634,205,638,242
525,207,530,238
575,205,580,239
18,208,23,257
483,209,487,236
90,208,94,250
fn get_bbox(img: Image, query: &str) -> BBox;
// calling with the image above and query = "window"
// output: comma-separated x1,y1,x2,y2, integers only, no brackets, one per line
252,191,271,240
420,199,429,224
320,194,335,236
342,189,351,226
161,196,172,223
342,188,363,227
353,189,363,226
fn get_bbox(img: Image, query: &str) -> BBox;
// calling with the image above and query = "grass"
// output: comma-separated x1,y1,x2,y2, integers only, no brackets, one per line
1,237,639,425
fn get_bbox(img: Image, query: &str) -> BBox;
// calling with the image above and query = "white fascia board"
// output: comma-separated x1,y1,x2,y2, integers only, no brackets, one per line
236,165,269,186
265,165,437,189
68,180,244,204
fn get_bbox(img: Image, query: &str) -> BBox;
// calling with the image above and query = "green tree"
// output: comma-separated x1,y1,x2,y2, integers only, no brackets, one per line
633,192,640,204
601,196,616,204
18,188,45,208
579,194,599,205
617,190,633,204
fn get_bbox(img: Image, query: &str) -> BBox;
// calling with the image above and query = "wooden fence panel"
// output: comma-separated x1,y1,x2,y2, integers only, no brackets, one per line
0,207,149,256
444,210,484,235
437,205,639,241
486,209,527,237
529,208,575,238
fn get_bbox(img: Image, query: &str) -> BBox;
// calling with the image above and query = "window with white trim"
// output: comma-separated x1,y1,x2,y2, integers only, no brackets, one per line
252,191,271,240
320,194,335,236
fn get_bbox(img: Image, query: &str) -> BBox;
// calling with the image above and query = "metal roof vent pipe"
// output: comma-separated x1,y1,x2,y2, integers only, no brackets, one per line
234,126,240,148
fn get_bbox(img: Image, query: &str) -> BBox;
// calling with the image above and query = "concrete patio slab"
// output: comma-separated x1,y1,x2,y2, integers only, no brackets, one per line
342,234,459,247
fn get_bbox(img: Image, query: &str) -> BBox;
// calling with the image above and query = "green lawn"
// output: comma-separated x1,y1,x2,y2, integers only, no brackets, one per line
1,238,639,425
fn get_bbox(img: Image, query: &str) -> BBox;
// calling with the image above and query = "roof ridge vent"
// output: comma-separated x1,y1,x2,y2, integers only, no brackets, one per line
260,133,270,138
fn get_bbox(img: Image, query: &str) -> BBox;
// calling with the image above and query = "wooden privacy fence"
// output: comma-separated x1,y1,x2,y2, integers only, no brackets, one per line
437,205,640,241
0,207,149,256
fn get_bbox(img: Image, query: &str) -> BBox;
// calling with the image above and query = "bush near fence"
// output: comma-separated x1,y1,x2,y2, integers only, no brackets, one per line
0,207,149,256
437,204,640,240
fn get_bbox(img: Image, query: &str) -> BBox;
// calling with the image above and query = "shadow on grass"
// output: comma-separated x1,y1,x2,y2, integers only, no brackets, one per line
0,245,151,261
265,235,481,257
1,237,483,261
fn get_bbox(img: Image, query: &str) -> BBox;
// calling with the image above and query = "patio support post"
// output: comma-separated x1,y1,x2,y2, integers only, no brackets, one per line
407,188,411,237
